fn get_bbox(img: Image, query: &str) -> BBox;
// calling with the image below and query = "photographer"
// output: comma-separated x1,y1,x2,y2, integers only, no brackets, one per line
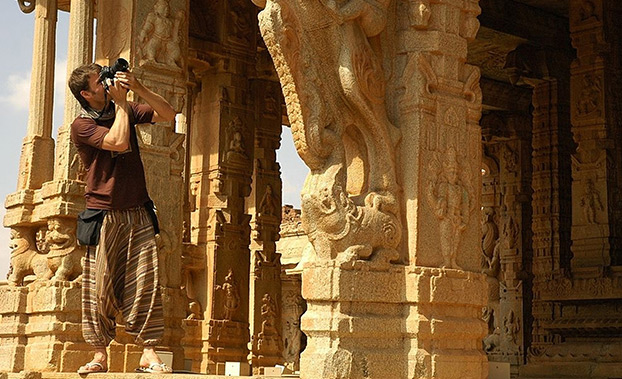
68,61,176,374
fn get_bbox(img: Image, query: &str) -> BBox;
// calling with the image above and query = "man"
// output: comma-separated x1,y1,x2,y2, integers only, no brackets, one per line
68,62,176,374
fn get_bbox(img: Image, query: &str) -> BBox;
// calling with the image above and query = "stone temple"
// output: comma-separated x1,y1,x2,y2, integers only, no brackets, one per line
1,0,621,378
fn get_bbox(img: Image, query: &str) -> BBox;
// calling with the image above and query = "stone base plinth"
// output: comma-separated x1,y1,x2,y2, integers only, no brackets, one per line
0,285,28,372
203,320,250,375
405,267,488,379
300,260,407,379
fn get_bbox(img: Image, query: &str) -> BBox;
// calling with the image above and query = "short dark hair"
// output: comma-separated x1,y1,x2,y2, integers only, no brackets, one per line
68,63,101,109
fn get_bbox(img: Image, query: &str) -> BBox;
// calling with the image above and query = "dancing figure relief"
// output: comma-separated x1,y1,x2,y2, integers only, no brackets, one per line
138,0,184,68
580,179,604,224
255,0,402,264
427,148,474,269
215,269,241,321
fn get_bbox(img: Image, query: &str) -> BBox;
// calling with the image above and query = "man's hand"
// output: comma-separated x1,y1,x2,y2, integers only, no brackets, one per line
105,77,128,106
115,71,146,95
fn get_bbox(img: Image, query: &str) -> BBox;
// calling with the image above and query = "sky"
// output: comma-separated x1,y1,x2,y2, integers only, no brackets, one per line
0,3,307,280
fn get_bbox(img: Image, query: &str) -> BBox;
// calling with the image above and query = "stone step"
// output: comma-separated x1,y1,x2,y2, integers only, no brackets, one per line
3,373,299,379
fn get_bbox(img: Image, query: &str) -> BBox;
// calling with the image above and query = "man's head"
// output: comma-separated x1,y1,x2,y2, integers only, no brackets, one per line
68,63,104,110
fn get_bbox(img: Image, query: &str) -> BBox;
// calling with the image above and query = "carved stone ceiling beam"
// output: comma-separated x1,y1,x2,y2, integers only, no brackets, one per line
479,0,569,49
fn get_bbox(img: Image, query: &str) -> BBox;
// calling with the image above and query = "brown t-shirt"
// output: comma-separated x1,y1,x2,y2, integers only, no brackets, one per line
71,102,154,210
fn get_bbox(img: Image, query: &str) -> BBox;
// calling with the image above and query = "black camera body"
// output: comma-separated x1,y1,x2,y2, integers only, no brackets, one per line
98,58,129,88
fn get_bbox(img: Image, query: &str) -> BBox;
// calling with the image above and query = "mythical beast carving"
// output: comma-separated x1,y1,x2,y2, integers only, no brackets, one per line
254,0,402,264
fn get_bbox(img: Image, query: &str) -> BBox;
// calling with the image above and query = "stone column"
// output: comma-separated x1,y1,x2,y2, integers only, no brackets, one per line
18,0,57,191
255,0,487,377
481,113,532,372
5,0,57,232
397,0,488,377
248,79,284,373
569,0,622,269
529,78,573,357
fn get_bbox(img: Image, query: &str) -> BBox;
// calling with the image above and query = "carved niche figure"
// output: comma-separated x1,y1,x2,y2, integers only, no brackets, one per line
259,184,278,217
503,145,518,173
580,179,604,224
502,216,520,250
226,117,248,162
282,293,306,370
46,218,82,281
576,73,602,117
503,309,521,345
138,0,184,67
481,207,498,264
255,0,402,265
579,0,598,23
8,227,51,286
215,269,241,321
428,148,473,269
256,293,282,353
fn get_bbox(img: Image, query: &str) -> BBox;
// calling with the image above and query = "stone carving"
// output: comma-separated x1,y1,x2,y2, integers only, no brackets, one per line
503,216,520,250
580,179,604,224
481,207,498,261
229,0,253,44
576,73,602,117
282,293,305,371
255,293,282,353
138,0,184,68
226,117,248,162
70,153,86,182
257,0,402,265
503,309,520,345
503,144,518,173
8,227,51,286
427,148,474,269
45,218,82,281
259,184,278,217
36,226,49,254
215,269,241,321
578,0,598,23
187,300,203,320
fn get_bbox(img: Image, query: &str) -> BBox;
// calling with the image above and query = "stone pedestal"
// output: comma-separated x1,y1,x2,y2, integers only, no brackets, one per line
300,261,407,379
0,285,28,372
405,268,488,379
23,281,91,373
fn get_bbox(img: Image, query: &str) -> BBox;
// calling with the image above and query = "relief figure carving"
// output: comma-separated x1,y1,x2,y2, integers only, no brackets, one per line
45,218,83,281
215,269,240,321
427,148,474,269
256,0,402,265
138,0,184,68
8,227,52,286
580,179,604,224
576,73,602,117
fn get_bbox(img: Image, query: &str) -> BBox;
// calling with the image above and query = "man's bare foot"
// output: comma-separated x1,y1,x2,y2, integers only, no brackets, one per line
77,348,108,374
138,347,172,373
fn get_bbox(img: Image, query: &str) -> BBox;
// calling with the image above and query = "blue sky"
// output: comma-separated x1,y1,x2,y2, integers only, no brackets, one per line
0,3,307,279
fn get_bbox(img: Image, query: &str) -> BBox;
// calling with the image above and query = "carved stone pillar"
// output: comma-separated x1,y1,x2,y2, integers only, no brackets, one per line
5,0,58,238
529,78,573,358
248,79,284,372
17,0,57,192
569,0,622,269
255,0,487,377
481,112,533,372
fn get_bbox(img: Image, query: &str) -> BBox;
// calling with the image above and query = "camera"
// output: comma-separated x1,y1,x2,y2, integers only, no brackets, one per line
98,58,129,89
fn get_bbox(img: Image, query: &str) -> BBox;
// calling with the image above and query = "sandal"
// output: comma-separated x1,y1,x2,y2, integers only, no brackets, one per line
135,362,173,374
77,361,107,374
